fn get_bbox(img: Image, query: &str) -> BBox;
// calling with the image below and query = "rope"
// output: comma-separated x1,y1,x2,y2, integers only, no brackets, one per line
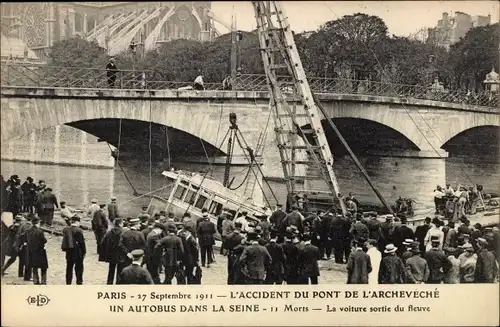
116,182,175,206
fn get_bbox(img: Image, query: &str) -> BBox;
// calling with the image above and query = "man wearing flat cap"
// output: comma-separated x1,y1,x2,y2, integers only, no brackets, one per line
118,249,154,285
107,196,119,223
424,235,452,284
119,218,146,267
61,216,86,285
474,238,498,283
155,224,184,284
87,199,99,220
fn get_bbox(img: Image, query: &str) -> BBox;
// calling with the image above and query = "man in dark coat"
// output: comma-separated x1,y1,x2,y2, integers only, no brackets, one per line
92,204,108,255
21,177,37,214
239,231,272,284
145,222,165,284
142,217,155,241
25,217,48,285
41,188,58,227
270,204,286,242
61,216,86,285
7,180,23,218
118,249,154,284
155,224,184,284
378,244,406,284
100,218,126,284
281,205,304,235
106,57,118,88
1,215,23,276
223,222,245,284
346,238,372,284
217,208,229,253
349,215,369,244
297,233,321,284
405,247,429,284
474,238,498,283
119,218,146,267
16,214,33,280
107,196,119,223
257,214,271,244
330,214,345,263
264,230,286,285
415,217,432,254
365,214,382,243
197,212,216,268
424,236,452,284
282,229,300,284
379,216,396,253
392,217,415,257
319,213,334,260
180,225,199,284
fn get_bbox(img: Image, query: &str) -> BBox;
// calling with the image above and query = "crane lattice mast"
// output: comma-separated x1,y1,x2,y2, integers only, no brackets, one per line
252,1,347,215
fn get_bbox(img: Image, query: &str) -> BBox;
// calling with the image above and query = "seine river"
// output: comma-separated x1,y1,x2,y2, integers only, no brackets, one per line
0,160,287,217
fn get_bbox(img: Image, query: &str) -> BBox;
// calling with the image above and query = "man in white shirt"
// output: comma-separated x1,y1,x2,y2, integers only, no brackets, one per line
87,199,100,219
193,75,204,90
433,185,444,214
234,211,250,233
365,239,382,285
60,201,76,226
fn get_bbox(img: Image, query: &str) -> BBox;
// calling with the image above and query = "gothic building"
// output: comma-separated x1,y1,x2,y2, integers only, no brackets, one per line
1,2,219,59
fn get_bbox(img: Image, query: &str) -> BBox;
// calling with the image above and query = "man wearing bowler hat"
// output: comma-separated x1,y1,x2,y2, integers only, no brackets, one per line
118,249,154,284
155,224,184,284
145,221,165,284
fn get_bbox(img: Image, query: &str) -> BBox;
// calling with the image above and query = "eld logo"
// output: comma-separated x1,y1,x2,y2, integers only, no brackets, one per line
26,294,50,307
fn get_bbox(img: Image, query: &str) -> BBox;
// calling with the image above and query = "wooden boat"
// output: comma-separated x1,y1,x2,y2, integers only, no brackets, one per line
147,169,271,230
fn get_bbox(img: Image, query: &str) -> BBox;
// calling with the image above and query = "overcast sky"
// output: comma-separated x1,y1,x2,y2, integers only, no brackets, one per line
210,1,499,36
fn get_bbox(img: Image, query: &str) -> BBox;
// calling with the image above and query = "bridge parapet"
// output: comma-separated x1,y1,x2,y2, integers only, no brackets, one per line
1,62,499,109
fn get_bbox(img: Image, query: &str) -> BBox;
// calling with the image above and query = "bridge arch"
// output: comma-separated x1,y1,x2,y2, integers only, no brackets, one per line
439,116,500,149
0,95,226,155
67,118,225,158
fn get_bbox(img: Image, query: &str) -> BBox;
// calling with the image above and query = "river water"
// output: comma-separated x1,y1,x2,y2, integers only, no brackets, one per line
0,160,289,217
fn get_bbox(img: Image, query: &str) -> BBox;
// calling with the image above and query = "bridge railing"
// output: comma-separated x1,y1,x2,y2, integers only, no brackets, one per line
1,63,498,108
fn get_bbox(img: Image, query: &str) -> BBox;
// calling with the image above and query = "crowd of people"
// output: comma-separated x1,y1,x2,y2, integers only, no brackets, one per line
433,183,492,220
1,175,499,286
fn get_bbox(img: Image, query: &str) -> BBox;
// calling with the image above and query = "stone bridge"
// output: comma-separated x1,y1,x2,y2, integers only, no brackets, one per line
1,86,499,211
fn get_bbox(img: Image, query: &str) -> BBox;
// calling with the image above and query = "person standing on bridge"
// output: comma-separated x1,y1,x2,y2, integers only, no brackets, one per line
106,58,118,88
